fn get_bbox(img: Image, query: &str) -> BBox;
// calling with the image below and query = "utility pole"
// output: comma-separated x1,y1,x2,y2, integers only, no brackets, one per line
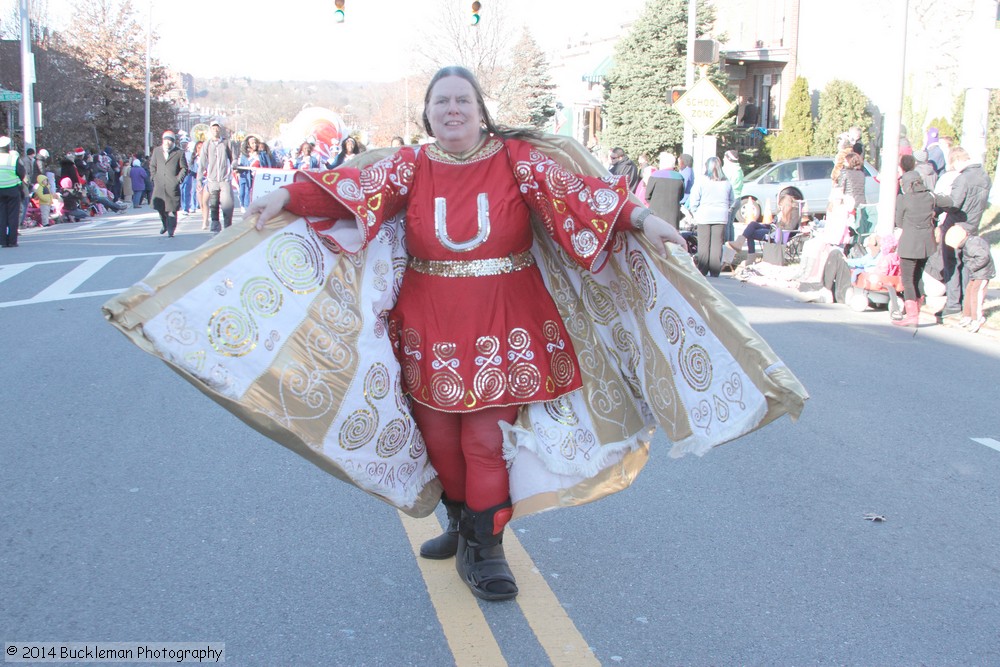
875,0,909,235
144,0,151,156
19,0,35,148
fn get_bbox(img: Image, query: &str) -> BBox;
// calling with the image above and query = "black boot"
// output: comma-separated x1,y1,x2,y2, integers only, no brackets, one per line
419,497,463,560
456,500,518,601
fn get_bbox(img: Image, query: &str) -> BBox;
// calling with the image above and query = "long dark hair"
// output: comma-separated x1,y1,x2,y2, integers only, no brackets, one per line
421,66,540,141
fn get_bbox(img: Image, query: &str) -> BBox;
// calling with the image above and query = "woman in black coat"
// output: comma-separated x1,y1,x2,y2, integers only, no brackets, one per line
893,169,937,326
150,130,189,237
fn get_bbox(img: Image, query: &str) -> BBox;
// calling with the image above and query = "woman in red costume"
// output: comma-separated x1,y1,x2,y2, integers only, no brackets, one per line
248,66,686,601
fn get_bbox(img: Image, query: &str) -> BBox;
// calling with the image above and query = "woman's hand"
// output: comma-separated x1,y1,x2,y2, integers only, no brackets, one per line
641,213,686,254
246,188,291,231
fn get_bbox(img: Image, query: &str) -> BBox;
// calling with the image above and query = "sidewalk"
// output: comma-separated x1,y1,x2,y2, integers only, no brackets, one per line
728,258,1000,341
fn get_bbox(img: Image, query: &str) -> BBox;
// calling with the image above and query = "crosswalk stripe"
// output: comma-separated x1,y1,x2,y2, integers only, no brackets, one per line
0,251,190,308
30,256,115,302
0,263,33,285
971,438,1000,453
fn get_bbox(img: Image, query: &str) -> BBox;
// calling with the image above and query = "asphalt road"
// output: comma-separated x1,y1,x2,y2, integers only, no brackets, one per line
3,210,999,666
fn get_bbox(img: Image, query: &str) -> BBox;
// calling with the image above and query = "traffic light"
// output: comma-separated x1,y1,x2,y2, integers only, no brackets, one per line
334,0,345,23
667,87,685,106
471,1,481,25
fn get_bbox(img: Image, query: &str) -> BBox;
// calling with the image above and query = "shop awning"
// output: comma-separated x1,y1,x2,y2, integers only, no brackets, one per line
582,56,614,84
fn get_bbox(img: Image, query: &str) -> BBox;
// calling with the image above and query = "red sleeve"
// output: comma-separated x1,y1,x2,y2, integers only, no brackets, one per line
283,180,352,220
619,200,642,232
508,139,631,271
281,148,416,251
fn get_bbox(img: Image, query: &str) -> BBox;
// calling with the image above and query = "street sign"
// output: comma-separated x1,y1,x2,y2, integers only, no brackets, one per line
0,89,22,103
671,78,734,136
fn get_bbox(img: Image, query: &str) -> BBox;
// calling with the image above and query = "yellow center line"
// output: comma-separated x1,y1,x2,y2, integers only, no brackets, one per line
399,510,600,667
506,532,601,666
398,511,508,667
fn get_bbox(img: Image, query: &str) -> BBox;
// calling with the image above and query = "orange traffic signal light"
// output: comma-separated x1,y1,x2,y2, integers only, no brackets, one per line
667,88,685,105
334,0,345,23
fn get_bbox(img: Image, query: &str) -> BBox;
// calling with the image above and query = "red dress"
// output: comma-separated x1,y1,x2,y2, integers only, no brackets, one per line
285,136,638,413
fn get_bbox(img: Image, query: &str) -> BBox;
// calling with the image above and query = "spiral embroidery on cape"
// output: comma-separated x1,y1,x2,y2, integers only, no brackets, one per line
163,310,197,346
659,306,713,392
372,259,390,292
628,249,657,311
376,418,410,458
680,344,712,392
582,275,617,325
267,232,324,295
207,306,258,357
473,336,505,403
338,363,388,451
430,342,464,406
612,323,642,397
543,394,579,427
660,307,685,346
241,277,283,317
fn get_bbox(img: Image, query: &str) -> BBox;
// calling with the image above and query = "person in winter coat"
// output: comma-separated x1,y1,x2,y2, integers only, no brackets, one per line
645,152,685,229
200,120,235,232
944,226,995,333
892,167,938,326
122,159,133,202
687,156,734,277
933,145,993,315
58,177,88,222
836,152,866,208
59,154,82,191
150,130,189,237
32,174,54,227
128,159,148,208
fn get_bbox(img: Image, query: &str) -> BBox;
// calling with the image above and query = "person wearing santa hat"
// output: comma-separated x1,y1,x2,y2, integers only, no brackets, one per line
150,130,188,237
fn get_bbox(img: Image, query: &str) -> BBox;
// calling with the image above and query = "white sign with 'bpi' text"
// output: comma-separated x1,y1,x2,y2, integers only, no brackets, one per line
251,168,296,202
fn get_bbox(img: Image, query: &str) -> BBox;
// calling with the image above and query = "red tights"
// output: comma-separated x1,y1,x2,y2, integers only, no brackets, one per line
411,402,519,512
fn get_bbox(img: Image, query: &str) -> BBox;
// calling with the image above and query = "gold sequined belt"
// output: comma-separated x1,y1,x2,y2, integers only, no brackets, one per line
408,251,535,278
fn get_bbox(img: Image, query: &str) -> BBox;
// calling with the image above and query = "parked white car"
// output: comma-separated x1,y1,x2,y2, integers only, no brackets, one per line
737,156,880,220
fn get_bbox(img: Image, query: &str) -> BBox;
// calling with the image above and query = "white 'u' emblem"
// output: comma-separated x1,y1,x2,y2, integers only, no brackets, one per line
434,194,490,252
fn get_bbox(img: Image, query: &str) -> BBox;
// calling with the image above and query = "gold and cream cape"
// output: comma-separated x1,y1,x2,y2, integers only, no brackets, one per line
102,134,807,519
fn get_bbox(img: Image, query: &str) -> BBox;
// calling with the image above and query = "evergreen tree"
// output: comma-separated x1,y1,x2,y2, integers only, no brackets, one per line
925,115,959,141
986,89,1000,179
603,0,715,160
812,80,872,156
58,0,174,149
497,29,556,129
766,76,813,160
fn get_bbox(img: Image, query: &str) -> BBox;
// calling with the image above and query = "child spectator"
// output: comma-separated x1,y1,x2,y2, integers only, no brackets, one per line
32,174,54,227
58,177,88,222
945,226,996,333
